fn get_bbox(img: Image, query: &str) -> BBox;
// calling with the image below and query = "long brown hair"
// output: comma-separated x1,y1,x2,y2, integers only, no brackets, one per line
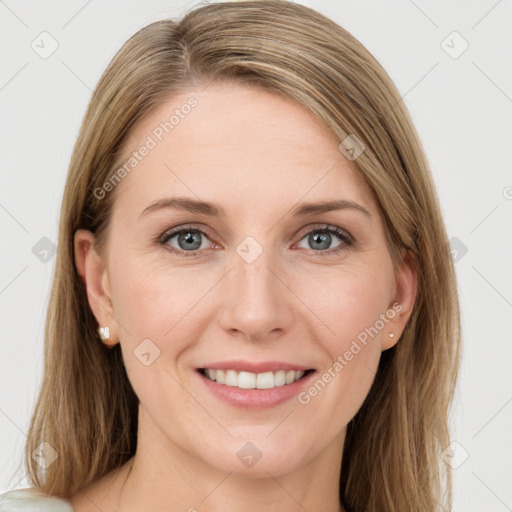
24,2,461,510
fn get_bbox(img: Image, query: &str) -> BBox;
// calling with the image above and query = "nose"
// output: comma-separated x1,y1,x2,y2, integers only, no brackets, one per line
217,239,295,342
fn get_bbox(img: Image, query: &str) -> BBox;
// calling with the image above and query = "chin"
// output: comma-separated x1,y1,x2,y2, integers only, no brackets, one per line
202,438,307,478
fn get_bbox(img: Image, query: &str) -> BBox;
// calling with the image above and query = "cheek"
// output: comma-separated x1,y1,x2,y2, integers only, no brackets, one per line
109,254,220,374
106,218,196,335
293,259,393,346
293,261,391,406
110,262,209,410
294,273,387,439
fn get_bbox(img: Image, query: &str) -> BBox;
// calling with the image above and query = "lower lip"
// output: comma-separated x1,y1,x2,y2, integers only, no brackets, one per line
196,369,316,409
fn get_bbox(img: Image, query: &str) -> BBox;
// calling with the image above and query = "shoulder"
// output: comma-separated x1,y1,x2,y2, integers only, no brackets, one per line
0,487,75,511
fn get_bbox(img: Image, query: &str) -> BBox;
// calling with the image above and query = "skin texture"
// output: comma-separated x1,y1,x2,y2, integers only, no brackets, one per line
72,81,417,512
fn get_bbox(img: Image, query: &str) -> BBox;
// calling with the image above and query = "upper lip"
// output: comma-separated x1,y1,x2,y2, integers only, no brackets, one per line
198,360,314,374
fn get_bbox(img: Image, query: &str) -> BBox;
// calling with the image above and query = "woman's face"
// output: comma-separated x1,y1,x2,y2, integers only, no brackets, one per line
76,81,416,477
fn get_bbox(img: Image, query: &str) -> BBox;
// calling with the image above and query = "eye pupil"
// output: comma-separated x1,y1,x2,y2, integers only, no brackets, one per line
310,232,331,250
178,231,202,250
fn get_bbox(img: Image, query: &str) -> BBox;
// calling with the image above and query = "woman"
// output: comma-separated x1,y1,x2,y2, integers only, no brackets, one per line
0,1,461,511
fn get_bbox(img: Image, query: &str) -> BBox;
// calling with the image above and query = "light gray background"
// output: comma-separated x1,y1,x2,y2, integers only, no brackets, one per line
1,1,511,510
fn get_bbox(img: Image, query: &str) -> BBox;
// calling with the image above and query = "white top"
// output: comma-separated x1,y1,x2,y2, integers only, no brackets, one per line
0,488,75,511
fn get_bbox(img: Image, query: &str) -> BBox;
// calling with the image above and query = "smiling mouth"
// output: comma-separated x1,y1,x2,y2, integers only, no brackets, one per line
197,368,315,390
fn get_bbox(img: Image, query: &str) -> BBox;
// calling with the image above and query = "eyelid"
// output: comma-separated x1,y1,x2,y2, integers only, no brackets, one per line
292,222,352,243
158,223,217,244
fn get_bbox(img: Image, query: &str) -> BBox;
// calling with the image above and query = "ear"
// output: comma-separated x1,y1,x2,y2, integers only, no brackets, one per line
74,229,119,348
382,249,418,350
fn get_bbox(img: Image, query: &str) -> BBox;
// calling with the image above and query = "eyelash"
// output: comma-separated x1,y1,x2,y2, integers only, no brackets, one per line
156,223,355,258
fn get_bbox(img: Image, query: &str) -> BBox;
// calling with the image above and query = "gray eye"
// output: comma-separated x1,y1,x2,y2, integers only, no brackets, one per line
167,230,210,251
298,230,343,251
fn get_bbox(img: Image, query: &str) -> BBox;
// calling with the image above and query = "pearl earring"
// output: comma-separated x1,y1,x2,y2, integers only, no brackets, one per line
98,326,110,341
388,333,395,338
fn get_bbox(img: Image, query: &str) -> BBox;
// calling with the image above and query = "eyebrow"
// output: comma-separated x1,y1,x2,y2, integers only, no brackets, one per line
139,196,371,219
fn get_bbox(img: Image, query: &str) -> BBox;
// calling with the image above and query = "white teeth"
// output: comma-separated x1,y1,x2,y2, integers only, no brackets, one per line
256,371,274,389
225,370,239,387
216,369,226,384
274,370,286,387
238,371,256,389
202,368,307,389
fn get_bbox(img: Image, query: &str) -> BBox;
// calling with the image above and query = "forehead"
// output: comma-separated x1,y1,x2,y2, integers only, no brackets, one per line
111,81,376,215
